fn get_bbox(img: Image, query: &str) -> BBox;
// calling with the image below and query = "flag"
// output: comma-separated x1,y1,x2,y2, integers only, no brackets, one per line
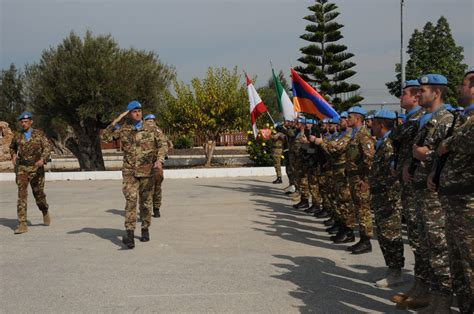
246,73,268,138
272,68,297,121
290,68,339,120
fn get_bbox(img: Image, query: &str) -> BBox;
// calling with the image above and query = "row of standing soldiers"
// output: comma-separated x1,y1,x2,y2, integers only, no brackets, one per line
270,70,473,313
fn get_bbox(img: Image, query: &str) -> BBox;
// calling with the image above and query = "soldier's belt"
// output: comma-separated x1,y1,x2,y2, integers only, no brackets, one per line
439,184,474,196
18,160,36,166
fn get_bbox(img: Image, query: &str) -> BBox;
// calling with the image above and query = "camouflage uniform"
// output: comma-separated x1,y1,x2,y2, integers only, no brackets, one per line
102,121,166,231
152,127,169,211
369,132,404,269
411,104,453,294
319,132,336,214
390,107,431,283
293,130,310,201
285,127,298,187
438,107,474,312
9,129,51,224
345,125,375,237
271,131,285,178
320,129,355,228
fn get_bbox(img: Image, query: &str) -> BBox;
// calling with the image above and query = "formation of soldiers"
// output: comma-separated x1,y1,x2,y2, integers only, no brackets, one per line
273,70,473,313
9,101,169,251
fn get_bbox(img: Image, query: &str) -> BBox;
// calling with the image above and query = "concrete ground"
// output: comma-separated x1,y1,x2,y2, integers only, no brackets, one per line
0,177,419,313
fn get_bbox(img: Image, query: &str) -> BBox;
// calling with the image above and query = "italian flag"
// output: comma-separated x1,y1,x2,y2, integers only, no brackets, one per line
272,68,297,121
246,73,268,138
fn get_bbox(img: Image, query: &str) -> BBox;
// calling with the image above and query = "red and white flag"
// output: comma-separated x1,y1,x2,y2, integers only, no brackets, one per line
245,73,268,138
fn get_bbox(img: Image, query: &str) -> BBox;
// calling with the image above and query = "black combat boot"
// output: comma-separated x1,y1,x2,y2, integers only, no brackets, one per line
316,209,331,219
323,216,335,226
331,227,355,243
312,205,324,216
153,208,161,218
326,221,340,234
122,230,135,249
351,233,372,255
140,228,150,242
293,199,309,210
272,177,282,184
304,204,318,214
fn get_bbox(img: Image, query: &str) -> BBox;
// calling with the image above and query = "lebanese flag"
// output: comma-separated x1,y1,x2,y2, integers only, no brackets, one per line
246,73,268,138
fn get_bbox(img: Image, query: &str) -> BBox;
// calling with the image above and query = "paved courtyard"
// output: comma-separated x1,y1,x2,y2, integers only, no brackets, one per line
0,177,417,313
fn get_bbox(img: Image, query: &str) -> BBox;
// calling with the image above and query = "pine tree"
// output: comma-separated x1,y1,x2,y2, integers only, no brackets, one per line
295,0,363,111
386,16,467,104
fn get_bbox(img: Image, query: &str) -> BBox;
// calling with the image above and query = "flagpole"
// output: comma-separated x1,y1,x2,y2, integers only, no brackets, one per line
266,111,275,125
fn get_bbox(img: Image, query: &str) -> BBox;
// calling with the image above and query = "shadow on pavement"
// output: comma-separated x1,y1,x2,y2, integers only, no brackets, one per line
0,217,18,231
106,208,124,217
67,227,126,249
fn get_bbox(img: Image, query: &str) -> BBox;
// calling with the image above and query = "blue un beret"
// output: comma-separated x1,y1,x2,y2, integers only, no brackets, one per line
374,109,397,120
330,117,340,124
18,111,33,121
418,74,448,86
403,80,420,89
297,117,306,124
144,114,156,121
365,114,374,120
321,118,330,124
340,111,348,119
305,119,316,125
455,106,464,112
127,100,142,111
347,106,367,116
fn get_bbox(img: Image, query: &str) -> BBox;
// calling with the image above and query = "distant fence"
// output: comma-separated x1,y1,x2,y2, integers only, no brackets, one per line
100,131,248,150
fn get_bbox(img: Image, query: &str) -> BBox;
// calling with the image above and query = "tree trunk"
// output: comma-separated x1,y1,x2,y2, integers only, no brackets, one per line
203,140,216,167
66,117,106,171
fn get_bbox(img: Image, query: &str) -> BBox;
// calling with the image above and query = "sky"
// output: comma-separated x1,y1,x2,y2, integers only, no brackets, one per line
1,0,473,104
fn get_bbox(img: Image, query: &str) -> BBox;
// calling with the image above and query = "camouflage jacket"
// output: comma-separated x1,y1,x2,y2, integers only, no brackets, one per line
320,129,351,171
369,132,397,194
102,121,168,177
345,125,375,178
271,131,286,149
438,108,474,195
10,128,51,171
390,107,425,179
412,105,453,187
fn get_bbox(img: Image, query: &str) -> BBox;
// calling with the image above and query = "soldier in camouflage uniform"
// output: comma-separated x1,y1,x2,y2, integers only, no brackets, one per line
271,123,285,184
368,110,405,288
404,74,453,311
345,106,375,255
430,68,474,313
283,120,298,194
390,80,431,307
9,112,51,234
292,117,310,209
314,113,356,243
144,114,169,218
102,101,167,249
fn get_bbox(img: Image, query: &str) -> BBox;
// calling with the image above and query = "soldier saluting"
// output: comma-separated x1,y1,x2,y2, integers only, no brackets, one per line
10,111,52,234
102,101,167,249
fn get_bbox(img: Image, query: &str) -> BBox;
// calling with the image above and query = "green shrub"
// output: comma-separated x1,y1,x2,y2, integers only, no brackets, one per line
173,133,194,149
246,130,274,166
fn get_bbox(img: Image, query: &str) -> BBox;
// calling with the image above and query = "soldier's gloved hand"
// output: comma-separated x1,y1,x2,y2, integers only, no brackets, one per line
113,110,130,126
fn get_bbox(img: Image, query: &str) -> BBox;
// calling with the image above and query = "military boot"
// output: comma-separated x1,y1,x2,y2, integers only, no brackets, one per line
42,210,51,226
323,216,335,226
326,221,340,234
293,199,309,210
140,228,150,242
390,278,421,304
304,204,318,214
331,227,355,243
396,280,430,310
316,209,331,219
272,177,282,184
153,208,161,218
14,222,28,234
312,205,324,216
351,233,372,255
122,230,135,249
375,268,403,288
417,291,453,314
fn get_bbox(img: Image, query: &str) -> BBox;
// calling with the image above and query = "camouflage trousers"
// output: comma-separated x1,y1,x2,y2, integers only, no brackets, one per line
122,175,153,231
414,188,451,293
153,168,164,209
319,170,336,214
333,169,355,228
401,183,431,283
293,157,309,200
15,166,49,223
348,175,373,237
440,194,473,311
273,147,283,177
371,192,404,269
287,150,298,186
307,168,321,206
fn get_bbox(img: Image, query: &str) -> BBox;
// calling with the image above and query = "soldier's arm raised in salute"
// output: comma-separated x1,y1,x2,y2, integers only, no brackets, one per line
101,110,129,142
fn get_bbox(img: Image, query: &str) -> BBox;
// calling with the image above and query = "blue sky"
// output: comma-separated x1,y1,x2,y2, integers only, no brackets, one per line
1,0,472,103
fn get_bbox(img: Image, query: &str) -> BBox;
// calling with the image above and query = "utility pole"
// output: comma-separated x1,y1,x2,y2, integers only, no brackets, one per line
400,0,406,96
